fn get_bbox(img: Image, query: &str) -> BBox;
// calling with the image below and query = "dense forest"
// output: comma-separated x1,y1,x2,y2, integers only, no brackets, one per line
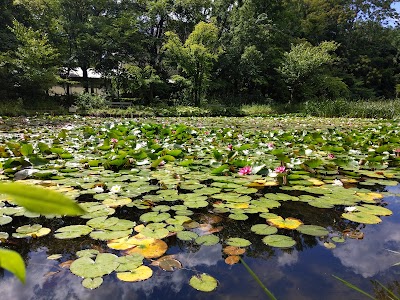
0,0,399,106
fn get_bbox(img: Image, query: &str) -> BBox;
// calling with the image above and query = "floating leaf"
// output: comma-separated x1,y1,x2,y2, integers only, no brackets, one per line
151,255,182,271
82,277,103,289
267,217,303,229
228,213,249,221
332,237,345,243
195,234,219,246
189,273,218,292
324,242,336,249
54,225,93,239
250,224,278,235
117,266,153,282
125,237,168,259
262,235,296,248
0,182,84,215
176,231,199,241
225,255,240,265
47,254,62,260
223,246,246,256
356,204,392,216
90,229,132,241
342,212,382,224
76,249,99,258
0,215,12,225
116,254,144,272
70,253,119,278
226,238,252,247
296,225,329,237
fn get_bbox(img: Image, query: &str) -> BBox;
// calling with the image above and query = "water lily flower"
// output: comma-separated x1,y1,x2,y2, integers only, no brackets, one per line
268,169,277,178
242,150,249,155
227,144,233,151
267,142,274,150
93,186,104,193
305,149,313,156
159,160,166,166
395,148,400,157
328,153,335,159
238,166,252,176
274,166,286,173
110,138,118,143
344,206,357,212
110,185,121,194
332,179,343,187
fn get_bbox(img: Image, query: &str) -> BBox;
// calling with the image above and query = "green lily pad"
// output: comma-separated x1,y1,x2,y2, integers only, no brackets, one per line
226,238,252,247
89,229,132,240
262,235,296,248
0,215,12,225
342,212,382,224
189,273,218,292
332,236,345,243
13,224,51,238
82,277,103,289
356,204,392,216
140,212,171,223
54,225,93,239
116,254,144,272
70,253,119,278
0,232,9,239
296,225,329,237
228,213,248,221
195,234,220,246
76,249,100,258
250,224,278,235
177,231,199,241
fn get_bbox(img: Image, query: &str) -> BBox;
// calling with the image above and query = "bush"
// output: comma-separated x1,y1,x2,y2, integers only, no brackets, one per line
74,93,108,111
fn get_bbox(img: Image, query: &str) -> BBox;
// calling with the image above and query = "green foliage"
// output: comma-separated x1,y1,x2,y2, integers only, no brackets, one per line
1,20,60,97
163,21,222,106
278,41,344,102
74,93,108,111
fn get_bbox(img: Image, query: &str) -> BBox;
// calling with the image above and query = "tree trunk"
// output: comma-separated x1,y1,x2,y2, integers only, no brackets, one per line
82,66,89,93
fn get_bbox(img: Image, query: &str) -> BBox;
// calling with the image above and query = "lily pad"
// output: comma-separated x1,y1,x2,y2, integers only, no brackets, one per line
117,266,153,282
356,204,392,216
262,235,296,248
70,253,119,278
223,246,246,256
296,225,329,237
267,217,303,229
0,215,12,225
342,212,382,224
125,237,168,259
189,273,218,292
89,229,132,241
176,230,198,241
195,234,220,246
54,225,93,239
250,224,278,235
226,238,252,247
82,277,103,289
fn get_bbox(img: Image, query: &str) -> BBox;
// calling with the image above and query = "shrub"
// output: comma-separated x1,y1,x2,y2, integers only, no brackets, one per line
74,93,108,111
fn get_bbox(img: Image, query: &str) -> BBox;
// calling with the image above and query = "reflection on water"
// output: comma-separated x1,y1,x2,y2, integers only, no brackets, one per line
1,186,400,299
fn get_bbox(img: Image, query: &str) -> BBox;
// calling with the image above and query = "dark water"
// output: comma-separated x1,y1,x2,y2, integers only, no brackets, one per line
1,185,399,300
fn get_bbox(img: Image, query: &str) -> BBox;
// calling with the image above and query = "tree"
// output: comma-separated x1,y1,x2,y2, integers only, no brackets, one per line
278,40,347,102
0,20,59,99
163,21,222,106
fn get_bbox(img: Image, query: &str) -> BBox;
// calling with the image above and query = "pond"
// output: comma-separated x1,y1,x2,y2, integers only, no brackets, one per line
0,116,399,299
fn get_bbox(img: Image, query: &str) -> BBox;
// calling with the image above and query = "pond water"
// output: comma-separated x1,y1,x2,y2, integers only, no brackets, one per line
0,116,399,299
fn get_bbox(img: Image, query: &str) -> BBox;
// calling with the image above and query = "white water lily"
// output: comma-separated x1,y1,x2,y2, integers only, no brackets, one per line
332,179,343,187
344,206,357,212
109,185,121,194
305,149,313,156
268,169,278,178
93,186,104,193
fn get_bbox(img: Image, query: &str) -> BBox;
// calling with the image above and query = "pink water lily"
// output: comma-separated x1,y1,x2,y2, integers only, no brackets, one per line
328,153,335,159
110,138,118,143
274,166,286,173
238,166,252,176
267,142,274,150
227,144,233,151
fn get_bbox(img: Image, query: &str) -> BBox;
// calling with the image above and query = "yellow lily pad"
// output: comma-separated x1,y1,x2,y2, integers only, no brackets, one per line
307,178,325,186
125,237,168,259
247,180,279,188
267,216,303,229
116,266,153,282
355,192,384,203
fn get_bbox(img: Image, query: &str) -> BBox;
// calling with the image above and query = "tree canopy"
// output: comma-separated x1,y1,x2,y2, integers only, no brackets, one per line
0,0,399,105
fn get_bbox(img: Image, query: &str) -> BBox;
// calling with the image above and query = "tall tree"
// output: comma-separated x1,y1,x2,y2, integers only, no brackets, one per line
163,21,222,106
